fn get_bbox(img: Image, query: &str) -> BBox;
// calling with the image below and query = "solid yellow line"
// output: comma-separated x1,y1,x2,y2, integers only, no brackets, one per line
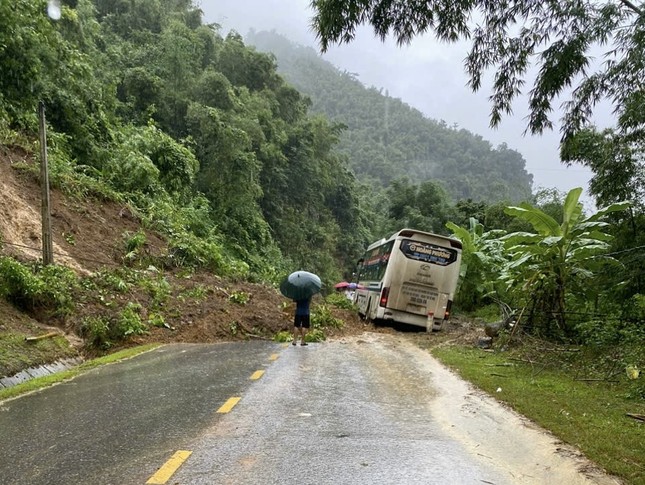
146,450,192,484
250,370,265,380
217,396,241,413
269,353,280,361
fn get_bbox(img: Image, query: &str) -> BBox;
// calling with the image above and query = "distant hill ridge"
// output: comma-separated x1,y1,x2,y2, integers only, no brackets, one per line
247,30,533,203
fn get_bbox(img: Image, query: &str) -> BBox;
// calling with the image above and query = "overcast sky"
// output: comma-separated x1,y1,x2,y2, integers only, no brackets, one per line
201,0,603,208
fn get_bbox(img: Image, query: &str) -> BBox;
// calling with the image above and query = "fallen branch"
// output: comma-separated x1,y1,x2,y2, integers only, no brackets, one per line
575,378,619,383
535,347,580,352
509,357,538,365
490,373,509,377
25,332,59,342
626,413,645,422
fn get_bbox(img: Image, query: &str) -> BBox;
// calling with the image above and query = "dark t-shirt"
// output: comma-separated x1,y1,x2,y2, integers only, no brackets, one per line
295,298,311,316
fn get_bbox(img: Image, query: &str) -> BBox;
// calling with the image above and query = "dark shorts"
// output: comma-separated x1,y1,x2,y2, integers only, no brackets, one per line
294,314,310,329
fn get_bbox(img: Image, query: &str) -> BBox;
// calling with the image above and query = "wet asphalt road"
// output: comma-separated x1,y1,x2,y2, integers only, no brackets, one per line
171,336,511,485
0,335,606,485
0,342,282,485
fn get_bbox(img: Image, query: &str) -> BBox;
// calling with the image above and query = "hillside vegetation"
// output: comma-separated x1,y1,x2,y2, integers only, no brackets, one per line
0,0,643,407
1,3,643,482
246,30,534,203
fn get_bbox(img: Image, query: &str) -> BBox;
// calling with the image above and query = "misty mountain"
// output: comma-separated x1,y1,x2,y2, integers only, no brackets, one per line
246,30,533,203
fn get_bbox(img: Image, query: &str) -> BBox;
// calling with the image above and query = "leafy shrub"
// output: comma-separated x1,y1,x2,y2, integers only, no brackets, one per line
123,230,147,261
138,274,171,309
45,131,121,202
166,230,239,274
179,284,211,301
134,193,251,276
106,125,198,196
81,304,149,349
0,258,77,316
229,291,249,305
304,328,326,343
311,304,344,329
148,312,166,327
0,257,39,307
472,303,504,323
325,292,355,310
123,230,146,257
273,331,292,343
96,272,130,293
37,264,78,316
104,149,161,194
80,316,111,349
116,303,147,337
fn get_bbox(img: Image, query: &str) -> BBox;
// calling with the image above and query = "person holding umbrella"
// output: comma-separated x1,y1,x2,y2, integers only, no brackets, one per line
292,296,311,346
279,271,322,346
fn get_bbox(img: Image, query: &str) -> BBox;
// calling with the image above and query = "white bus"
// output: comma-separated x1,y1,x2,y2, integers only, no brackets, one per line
354,228,462,331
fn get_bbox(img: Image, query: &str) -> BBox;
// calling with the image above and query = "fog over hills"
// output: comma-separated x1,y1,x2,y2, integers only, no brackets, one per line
202,0,598,208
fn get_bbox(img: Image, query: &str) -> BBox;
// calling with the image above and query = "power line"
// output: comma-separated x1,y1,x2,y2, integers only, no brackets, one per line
1,241,116,267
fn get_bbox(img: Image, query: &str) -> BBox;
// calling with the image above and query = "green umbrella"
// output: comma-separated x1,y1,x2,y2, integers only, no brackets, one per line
280,271,322,301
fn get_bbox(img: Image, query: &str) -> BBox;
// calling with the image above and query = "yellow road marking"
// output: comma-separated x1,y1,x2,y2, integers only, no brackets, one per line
217,396,241,413
269,353,279,361
146,450,192,484
250,370,265,380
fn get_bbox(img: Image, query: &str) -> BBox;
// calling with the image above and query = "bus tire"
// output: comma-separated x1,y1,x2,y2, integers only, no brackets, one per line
363,299,372,322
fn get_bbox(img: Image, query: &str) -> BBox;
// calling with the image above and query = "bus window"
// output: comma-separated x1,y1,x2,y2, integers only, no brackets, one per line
358,240,394,282
376,241,393,280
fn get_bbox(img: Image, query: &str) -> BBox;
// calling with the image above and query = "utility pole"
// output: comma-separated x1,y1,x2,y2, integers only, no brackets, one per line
38,101,54,265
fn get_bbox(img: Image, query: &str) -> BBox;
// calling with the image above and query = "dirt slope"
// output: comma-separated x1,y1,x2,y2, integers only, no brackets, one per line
0,146,367,374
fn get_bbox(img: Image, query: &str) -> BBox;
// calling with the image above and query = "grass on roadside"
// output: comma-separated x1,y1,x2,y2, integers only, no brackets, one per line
432,346,645,485
0,331,78,378
0,343,161,402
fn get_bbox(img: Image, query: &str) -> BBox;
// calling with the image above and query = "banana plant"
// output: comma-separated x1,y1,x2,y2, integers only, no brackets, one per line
446,217,508,310
501,187,630,336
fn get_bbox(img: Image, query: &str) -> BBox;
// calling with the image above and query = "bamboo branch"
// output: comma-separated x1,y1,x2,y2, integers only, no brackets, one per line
25,332,59,342
626,413,645,422
575,378,619,383
535,346,580,352
510,357,538,365
620,0,643,15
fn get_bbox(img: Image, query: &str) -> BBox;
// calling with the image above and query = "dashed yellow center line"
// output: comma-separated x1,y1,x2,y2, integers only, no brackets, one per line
146,450,192,484
250,370,265,380
217,396,241,413
269,353,280,361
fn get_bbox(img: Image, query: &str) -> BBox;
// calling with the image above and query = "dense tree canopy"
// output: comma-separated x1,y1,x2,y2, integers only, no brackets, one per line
0,0,642,356
248,30,534,204
0,0,374,283
310,0,645,303
311,0,645,139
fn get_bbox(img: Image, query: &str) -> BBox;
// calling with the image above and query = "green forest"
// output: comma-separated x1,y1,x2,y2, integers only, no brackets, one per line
0,0,643,372
246,30,534,203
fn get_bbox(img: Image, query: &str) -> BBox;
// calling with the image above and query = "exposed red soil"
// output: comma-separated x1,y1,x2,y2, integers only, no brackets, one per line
0,145,369,359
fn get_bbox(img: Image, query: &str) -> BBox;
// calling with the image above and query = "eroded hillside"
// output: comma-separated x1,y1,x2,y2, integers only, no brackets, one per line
0,147,363,378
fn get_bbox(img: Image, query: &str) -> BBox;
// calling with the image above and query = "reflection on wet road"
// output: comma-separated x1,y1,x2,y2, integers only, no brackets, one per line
0,335,612,484
172,335,512,485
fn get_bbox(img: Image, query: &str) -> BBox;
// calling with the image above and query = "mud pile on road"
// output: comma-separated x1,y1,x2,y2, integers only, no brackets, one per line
0,149,370,371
